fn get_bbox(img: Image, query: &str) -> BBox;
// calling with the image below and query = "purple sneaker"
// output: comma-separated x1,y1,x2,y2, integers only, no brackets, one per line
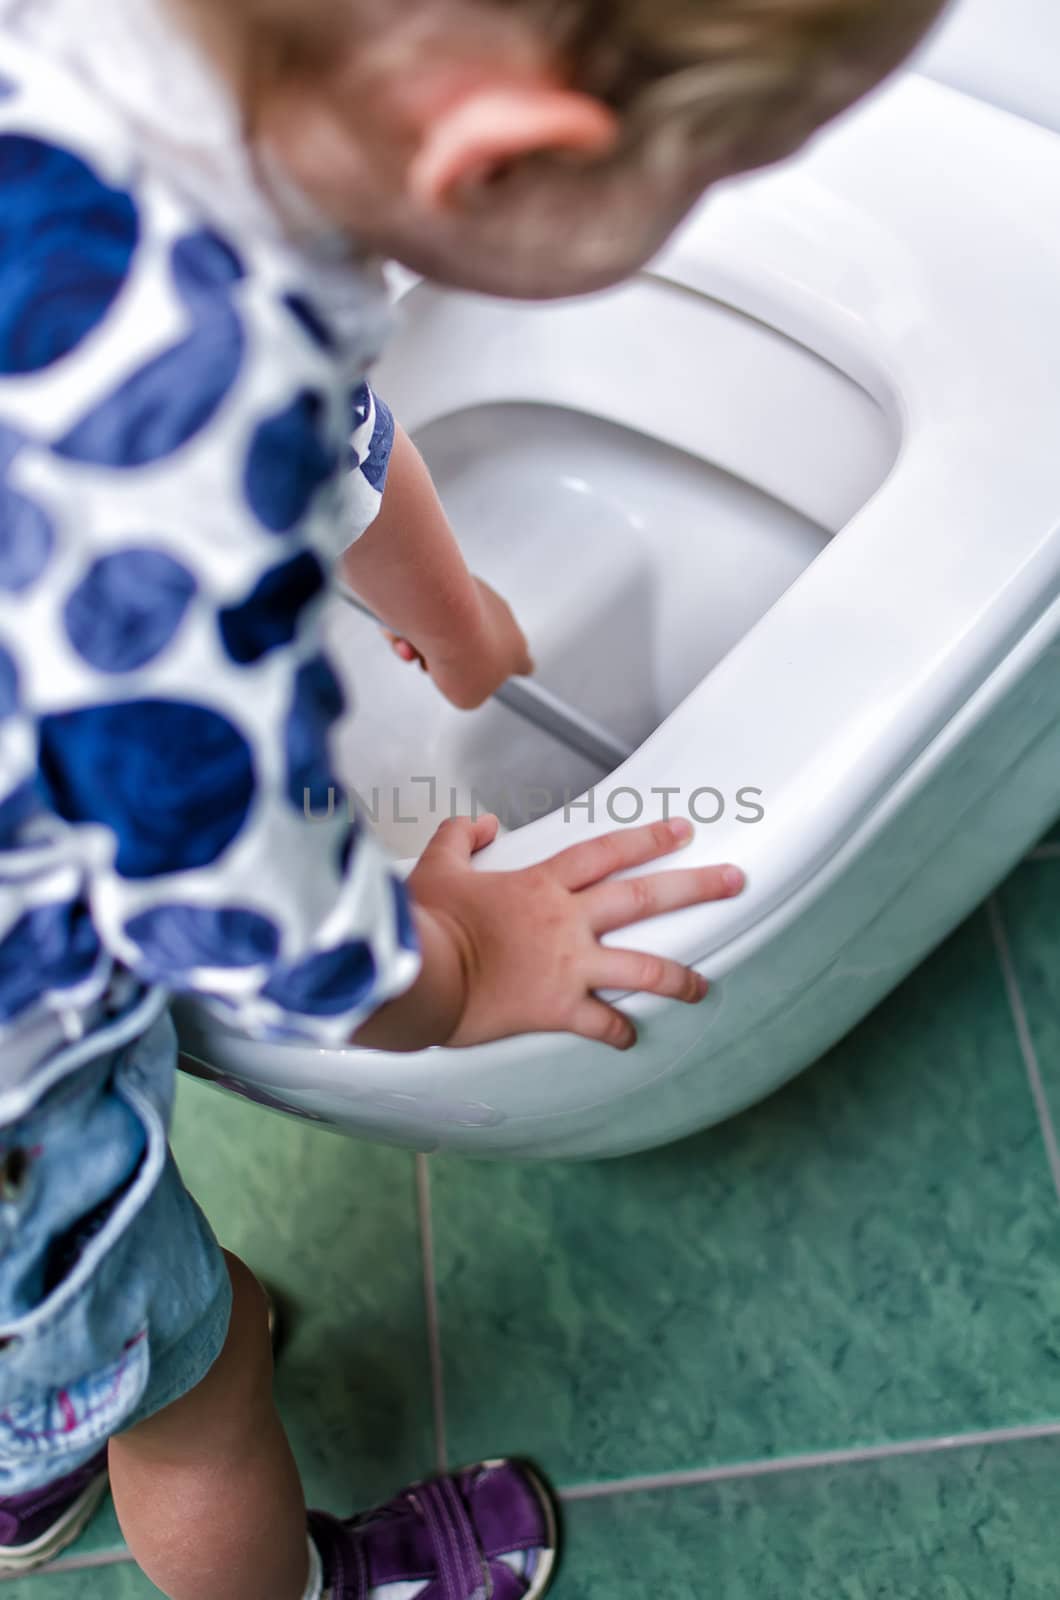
0,1448,110,1574
310,1458,559,1599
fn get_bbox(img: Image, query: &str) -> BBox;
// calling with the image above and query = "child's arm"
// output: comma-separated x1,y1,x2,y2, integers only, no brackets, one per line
341,417,533,709
342,407,745,1054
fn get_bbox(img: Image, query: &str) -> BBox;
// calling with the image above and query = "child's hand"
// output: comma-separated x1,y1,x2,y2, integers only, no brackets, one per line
354,815,744,1053
385,577,534,709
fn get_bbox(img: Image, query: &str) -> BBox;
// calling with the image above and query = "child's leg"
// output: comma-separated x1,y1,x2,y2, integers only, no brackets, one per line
109,1251,311,1600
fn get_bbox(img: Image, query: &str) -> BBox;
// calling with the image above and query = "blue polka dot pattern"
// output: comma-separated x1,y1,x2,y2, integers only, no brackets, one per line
337,822,359,876
56,231,245,466
124,903,280,975
38,700,255,879
0,422,21,470
0,482,54,593
64,548,197,673
244,390,338,533
0,84,419,1046
0,136,139,375
350,383,372,431
358,393,395,492
284,653,345,813
262,939,377,1017
0,779,40,847
283,293,336,351
171,229,244,294
219,551,325,667
0,899,101,1024
391,877,419,955
0,644,18,718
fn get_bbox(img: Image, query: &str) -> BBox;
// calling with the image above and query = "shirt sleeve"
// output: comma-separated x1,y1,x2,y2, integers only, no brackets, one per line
345,382,396,546
4,210,421,1046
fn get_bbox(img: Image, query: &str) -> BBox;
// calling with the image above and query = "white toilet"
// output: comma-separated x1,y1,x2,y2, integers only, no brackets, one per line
175,35,1060,1159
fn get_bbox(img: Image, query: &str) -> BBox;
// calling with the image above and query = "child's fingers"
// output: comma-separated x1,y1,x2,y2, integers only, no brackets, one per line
513,640,536,677
595,949,709,1003
547,818,695,891
585,862,744,935
418,813,500,865
569,998,637,1052
469,813,501,853
386,633,427,668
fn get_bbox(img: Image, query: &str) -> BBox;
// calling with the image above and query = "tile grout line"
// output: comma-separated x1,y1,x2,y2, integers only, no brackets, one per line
415,1153,448,1473
987,895,1060,1205
29,1419,1060,1577
558,1419,1060,1502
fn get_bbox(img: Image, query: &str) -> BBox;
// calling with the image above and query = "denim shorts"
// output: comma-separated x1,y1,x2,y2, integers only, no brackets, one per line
0,988,232,1494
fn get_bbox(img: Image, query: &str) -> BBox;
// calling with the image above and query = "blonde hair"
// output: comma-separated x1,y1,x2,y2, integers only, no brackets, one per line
547,0,947,159
203,0,946,167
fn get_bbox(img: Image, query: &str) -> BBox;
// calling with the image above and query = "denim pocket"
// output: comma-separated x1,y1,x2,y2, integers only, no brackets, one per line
0,998,173,1485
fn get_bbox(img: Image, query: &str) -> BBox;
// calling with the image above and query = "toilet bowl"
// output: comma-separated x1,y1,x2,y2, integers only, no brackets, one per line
175,71,1060,1159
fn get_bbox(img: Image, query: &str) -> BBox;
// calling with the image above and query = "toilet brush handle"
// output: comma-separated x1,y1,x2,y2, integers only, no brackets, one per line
334,582,633,772
492,677,633,772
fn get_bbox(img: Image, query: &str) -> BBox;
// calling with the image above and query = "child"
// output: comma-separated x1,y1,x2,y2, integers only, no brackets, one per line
0,0,946,1594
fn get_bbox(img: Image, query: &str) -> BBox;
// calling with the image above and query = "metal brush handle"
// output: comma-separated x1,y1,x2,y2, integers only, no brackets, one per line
334,583,633,771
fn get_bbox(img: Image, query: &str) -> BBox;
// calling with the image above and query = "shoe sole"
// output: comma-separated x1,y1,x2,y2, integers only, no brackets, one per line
0,1468,110,1574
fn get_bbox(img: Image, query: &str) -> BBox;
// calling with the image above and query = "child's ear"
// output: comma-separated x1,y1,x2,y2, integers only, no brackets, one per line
408,84,619,207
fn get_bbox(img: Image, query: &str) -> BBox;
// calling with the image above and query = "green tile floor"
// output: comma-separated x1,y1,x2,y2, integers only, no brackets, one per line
9,823,1060,1597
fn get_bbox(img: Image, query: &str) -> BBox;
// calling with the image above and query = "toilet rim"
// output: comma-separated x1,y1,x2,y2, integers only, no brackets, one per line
175,74,1060,1081
383,72,1060,972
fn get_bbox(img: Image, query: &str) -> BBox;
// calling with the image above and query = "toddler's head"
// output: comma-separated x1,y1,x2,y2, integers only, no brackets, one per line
181,0,949,297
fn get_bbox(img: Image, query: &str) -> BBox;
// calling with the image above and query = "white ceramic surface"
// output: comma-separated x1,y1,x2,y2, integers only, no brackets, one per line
916,0,1060,133
176,73,1060,1157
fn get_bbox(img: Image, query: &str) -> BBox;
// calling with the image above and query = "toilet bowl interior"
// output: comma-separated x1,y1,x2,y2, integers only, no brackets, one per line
329,278,900,859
